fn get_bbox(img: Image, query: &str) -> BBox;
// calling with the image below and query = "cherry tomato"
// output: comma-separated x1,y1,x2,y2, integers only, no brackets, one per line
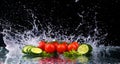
37,40,46,50
62,41,68,51
52,41,59,51
62,41,68,47
57,44,67,54
72,41,79,49
68,43,77,51
52,41,59,48
45,43,55,53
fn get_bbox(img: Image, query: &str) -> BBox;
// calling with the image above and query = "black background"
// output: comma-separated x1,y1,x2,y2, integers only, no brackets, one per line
0,0,120,46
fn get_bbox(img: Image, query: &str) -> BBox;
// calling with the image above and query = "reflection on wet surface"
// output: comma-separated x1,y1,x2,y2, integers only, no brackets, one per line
1,46,120,64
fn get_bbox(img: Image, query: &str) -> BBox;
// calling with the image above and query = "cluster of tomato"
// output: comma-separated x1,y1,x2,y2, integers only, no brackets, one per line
37,40,79,54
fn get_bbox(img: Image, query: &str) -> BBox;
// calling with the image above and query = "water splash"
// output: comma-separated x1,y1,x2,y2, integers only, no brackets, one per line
0,9,108,54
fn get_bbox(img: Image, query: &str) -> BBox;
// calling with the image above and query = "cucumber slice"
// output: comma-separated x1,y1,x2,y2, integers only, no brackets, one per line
77,44,92,55
27,46,35,54
22,45,35,54
30,48,42,55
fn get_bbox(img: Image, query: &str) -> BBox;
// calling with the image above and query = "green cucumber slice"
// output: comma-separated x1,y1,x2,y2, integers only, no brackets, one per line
30,48,42,55
22,45,35,54
77,44,92,55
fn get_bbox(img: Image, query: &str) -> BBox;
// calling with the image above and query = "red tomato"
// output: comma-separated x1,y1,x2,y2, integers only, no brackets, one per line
52,41,59,51
62,41,68,51
57,44,67,54
67,43,77,51
62,41,68,47
45,43,55,53
52,41,59,48
37,40,46,50
72,41,79,48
